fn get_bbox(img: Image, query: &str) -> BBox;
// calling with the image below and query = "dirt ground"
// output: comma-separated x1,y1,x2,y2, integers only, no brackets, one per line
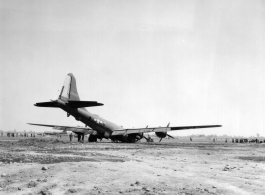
0,136,264,195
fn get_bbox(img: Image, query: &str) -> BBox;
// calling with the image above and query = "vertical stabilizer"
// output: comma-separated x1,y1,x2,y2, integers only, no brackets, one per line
59,73,80,101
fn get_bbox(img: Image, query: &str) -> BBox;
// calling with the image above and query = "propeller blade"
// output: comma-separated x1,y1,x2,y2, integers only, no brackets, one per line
159,137,163,142
167,134,175,139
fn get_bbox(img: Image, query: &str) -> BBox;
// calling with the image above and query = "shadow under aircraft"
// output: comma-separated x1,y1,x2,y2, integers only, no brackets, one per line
28,73,221,143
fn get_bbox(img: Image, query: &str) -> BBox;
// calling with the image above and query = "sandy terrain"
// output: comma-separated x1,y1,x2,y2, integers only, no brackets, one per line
0,137,264,195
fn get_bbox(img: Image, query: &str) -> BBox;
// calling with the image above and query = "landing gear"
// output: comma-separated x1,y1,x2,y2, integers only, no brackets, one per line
77,133,85,142
88,134,97,142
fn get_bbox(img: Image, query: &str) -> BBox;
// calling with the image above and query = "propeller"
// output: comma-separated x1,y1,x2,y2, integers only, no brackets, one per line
157,122,175,142
143,135,149,141
143,125,154,142
143,125,149,141
167,134,175,139
143,135,154,142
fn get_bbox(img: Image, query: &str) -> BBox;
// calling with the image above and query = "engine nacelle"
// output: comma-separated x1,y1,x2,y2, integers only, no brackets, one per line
155,132,167,138
91,130,98,135
135,133,143,140
123,133,143,143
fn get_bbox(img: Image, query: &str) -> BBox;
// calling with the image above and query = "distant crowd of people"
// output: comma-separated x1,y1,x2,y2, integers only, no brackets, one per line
232,138,264,143
188,137,265,144
1,132,38,137
1,131,264,144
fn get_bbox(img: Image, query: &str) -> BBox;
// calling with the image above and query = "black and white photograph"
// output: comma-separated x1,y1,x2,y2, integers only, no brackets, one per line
0,0,264,194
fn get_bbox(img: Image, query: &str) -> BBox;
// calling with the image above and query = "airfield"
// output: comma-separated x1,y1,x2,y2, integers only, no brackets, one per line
0,136,264,195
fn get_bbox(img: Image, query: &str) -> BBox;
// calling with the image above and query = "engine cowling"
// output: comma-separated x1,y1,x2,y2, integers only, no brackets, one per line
155,132,167,138
123,133,143,143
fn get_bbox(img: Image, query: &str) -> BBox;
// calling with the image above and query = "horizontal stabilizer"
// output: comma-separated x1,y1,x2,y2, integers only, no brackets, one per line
67,100,103,108
34,101,58,108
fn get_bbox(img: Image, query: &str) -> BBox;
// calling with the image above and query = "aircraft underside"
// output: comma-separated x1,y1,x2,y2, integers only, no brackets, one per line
73,131,144,143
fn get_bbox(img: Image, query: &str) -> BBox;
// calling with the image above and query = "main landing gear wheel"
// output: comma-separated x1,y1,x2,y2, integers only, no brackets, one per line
88,134,97,142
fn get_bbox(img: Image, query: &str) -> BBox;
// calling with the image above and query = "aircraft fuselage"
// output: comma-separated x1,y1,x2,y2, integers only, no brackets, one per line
57,100,139,142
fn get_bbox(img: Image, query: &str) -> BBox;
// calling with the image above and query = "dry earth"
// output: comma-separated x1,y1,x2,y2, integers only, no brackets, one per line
0,137,264,195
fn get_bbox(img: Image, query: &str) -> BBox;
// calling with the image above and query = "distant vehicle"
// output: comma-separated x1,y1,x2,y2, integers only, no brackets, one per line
28,73,221,143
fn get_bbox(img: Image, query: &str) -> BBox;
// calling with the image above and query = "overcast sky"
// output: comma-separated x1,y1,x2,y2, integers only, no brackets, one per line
1,0,265,136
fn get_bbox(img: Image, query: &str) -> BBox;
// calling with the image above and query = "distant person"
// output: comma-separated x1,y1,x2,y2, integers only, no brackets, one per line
213,138,215,142
147,134,151,142
190,137,192,141
232,138,234,143
69,133,73,142
225,139,227,143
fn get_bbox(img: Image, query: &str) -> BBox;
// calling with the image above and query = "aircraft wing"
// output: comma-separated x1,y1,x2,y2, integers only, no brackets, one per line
111,125,221,136
27,123,93,134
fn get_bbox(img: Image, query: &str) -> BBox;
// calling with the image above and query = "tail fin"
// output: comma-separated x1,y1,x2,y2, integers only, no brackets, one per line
59,73,80,101
34,73,103,108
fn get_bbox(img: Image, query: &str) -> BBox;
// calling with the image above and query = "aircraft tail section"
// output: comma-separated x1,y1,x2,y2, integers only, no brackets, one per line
35,73,103,108
59,73,80,101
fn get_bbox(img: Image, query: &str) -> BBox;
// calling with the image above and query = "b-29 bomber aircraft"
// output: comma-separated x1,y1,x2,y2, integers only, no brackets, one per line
28,73,221,143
